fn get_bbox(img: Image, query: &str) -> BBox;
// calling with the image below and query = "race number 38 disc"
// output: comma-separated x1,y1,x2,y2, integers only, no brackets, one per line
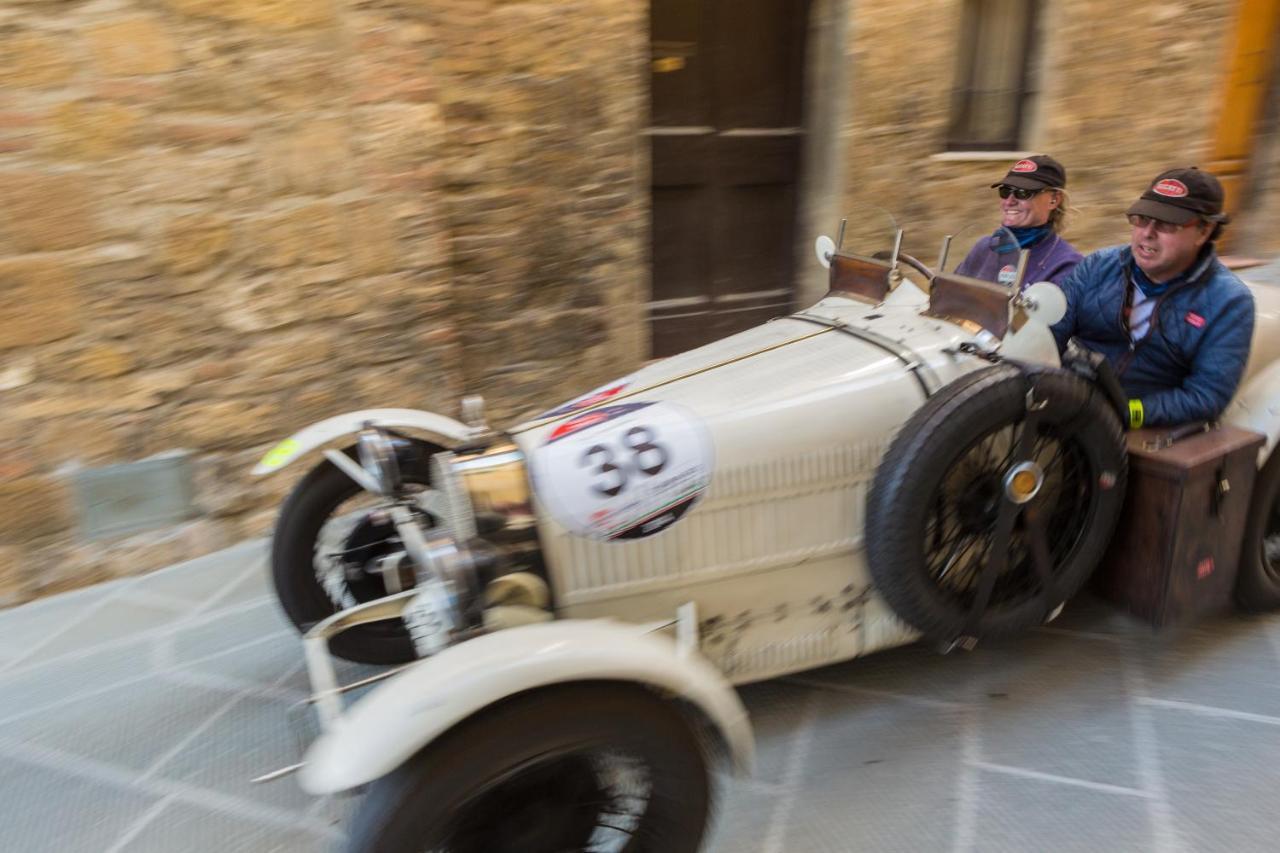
529,401,714,541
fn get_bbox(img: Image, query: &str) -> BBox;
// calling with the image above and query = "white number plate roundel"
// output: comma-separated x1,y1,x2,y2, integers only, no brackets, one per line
529,402,714,541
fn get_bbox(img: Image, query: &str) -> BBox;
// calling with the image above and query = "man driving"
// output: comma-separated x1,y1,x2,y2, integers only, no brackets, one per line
1050,167,1255,428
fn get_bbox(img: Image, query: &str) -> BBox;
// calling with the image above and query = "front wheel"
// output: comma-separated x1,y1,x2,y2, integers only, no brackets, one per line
271,445,439,664
345,683,712,853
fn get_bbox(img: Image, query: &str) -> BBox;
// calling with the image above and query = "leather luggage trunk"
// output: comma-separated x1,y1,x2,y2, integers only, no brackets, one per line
1094,424,1265,627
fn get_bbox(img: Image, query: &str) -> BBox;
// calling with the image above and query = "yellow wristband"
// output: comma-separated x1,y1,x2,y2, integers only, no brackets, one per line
1128,399,1144,429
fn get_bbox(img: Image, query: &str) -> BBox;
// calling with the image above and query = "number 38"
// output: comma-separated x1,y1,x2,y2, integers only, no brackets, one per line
580,426,669,498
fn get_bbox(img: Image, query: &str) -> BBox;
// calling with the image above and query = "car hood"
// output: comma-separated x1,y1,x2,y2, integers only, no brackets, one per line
511,292,963,436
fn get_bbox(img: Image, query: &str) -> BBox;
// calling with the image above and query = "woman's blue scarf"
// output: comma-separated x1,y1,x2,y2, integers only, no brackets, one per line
993,224,1051,254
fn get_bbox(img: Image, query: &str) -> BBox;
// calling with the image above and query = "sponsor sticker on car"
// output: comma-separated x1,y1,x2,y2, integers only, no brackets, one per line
258,438,301,472
529,401,714,541
534,376,634,420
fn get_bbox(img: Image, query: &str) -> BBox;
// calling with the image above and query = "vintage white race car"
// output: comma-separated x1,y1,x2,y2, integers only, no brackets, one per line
253,222,1280,853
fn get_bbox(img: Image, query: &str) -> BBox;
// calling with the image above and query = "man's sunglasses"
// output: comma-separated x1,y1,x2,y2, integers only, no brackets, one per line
996,185,1049,201
1126,214,1195,235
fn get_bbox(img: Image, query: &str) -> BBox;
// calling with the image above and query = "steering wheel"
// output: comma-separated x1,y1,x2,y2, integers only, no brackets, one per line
872,250,935,284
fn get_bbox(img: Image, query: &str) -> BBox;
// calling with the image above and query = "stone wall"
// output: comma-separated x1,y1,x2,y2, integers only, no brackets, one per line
0,0,647,604
838,0,1238,262
3,0,1274,606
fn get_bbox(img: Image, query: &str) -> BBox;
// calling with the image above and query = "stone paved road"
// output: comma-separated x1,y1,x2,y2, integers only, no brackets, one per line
2,540,1280,852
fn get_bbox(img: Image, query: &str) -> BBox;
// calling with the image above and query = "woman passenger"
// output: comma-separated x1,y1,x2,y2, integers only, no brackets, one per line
955,154,1082,289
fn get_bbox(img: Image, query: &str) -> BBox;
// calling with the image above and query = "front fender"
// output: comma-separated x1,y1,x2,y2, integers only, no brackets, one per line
297,619,753,795
252,408,474,476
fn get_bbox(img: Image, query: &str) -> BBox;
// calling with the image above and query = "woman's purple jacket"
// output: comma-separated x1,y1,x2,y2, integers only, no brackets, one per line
954,231,1083,290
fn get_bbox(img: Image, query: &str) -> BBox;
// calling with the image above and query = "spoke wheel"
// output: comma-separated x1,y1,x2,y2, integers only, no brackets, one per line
866,365,1128,641
271,444,442,664
923,420,1092,615
441,751,651,853
312,486,435,611
346,684,711,853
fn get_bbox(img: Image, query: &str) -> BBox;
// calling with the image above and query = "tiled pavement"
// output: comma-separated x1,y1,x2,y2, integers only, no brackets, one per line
3,540,1280,852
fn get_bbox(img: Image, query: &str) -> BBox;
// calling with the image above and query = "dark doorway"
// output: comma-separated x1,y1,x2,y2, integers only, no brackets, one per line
648,0,812,357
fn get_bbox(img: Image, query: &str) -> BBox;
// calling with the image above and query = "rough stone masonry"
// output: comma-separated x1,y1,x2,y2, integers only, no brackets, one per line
0,0,648,603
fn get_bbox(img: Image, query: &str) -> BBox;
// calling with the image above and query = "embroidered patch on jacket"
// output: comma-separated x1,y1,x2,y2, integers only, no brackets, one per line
1185,311,1206,328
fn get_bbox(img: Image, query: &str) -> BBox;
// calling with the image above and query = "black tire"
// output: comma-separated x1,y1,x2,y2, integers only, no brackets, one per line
865,365,1128,641
271,449,435,664
1236,449,1280,610
345,683,712,853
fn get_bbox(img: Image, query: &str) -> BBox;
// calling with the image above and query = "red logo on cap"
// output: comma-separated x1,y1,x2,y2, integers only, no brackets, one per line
1011,159,1038,173
1185,311,1206,328
1153,179,1189,198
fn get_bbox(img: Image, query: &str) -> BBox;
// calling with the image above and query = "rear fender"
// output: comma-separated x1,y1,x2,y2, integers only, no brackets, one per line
297,619,753,795
1225,361,1280,463
252,408,474,476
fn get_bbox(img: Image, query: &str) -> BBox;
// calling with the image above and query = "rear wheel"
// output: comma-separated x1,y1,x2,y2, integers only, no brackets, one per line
866,366,1128,641
345,683,712,853
1236,450,1280,610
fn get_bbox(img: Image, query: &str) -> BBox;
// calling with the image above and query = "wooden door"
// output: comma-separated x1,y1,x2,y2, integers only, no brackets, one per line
648,0,811,357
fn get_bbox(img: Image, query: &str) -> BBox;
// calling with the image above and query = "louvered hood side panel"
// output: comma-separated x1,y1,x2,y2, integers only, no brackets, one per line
548,442,880,603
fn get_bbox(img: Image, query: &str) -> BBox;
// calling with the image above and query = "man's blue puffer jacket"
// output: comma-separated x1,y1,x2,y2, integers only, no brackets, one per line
1049,245,1255,427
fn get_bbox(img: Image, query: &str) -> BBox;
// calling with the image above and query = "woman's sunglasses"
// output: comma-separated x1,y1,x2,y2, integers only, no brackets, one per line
996,185,1048,201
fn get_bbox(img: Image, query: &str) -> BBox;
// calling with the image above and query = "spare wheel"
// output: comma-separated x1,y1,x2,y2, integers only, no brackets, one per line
865,364,1127,642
